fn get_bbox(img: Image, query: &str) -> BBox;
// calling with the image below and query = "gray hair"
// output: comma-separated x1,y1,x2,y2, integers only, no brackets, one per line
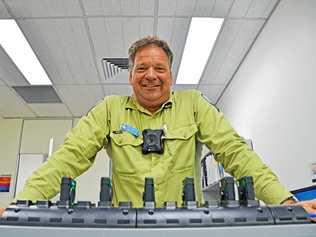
128,36,173,70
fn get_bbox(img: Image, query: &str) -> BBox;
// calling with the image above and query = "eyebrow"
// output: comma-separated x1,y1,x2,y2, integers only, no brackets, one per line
155,63,168,67
135,63,168,67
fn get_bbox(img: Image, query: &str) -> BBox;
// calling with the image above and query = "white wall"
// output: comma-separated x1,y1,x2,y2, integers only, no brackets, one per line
18,119,73,203
0,117,110,207
20,119,73,154
0,117,22,207
217,0,316,190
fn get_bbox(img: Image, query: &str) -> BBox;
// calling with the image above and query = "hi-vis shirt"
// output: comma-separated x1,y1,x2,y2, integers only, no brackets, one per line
16,90,292,207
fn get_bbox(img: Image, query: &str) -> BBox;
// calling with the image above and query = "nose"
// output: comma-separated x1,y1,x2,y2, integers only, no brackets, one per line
144,67,157,80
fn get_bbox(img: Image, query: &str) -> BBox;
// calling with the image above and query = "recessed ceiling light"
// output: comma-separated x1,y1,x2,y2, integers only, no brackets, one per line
176,17,224,84
0,20,52,85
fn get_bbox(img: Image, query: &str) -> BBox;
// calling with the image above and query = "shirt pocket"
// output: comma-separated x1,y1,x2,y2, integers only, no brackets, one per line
164,124,198,172
110,132,142,146
109,132,143,175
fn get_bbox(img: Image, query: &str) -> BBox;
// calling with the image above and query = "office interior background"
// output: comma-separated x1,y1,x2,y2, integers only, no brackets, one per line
0,0,315,207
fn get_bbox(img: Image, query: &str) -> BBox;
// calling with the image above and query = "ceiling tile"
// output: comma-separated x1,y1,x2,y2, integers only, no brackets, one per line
103,84,132,96
0,47,29,86
122,17,154,50
13,86,62,103
197,84,225,103
121,0,139,16
140,17,154,37
228,0,253,18
18,18,100,85
261,0,279,18
175,0,196,16
170,17,191,78
199,19,244,84
0,0,274,118
55,85,104,117
125,16,154,52
215,19,264,84
123,17,141,51
158,0,177,16
5,0,82,18
87,17,112,60
103,18,125,56
157,17,174,43
212,0,234,17
246,0,278,18
0,86,35,118
102,70,129,84
193,0,216,17
82,0,121,15
28,103,72,117
173,84,198,90
88,17,131,83
0,1,11,18
139,0,155,16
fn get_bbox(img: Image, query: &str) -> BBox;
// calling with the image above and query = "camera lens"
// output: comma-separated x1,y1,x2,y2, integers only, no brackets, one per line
147,134,157,146
142,129,164,154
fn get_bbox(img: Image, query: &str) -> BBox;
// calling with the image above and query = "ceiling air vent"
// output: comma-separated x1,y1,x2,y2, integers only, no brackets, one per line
13,85,62,103
102,58,128,80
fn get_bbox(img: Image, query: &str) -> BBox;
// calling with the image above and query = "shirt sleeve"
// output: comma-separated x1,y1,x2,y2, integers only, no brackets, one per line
193,91,292,204
15,99,110,202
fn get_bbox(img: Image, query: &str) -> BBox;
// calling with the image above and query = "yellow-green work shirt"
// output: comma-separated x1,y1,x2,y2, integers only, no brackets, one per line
16,90,292,207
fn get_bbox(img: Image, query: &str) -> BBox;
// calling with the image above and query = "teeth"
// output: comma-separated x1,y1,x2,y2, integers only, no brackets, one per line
142,85,159,87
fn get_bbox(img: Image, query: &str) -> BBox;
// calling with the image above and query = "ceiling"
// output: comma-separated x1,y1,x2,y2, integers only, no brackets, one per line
0,0,279,118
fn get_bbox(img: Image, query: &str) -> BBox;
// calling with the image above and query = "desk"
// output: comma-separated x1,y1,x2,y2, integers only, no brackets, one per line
0,224,315,237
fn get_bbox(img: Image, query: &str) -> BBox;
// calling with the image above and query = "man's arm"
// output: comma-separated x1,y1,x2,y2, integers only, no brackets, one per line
0,207,4,217
193,91,291,204
296,200,316,220
16,99,110,201
192,90,316,219
281,197,316,221
281,197,297,205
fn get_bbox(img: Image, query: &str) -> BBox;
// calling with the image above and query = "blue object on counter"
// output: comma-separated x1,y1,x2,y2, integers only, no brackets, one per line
120,123,140,137
309,213,316,218
291,185,316,201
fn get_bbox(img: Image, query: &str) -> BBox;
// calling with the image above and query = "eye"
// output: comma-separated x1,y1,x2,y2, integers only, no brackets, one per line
136,66,147,72
155,66,166,72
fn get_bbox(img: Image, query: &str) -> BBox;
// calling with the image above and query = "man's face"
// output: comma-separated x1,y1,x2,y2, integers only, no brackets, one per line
129,44,172,113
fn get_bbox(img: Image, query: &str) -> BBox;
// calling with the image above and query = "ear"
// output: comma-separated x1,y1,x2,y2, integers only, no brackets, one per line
169,71,173,85
128,71,133,85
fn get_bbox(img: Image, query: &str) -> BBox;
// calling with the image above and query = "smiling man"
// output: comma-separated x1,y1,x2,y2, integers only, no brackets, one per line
1,36,316,217
128,42,172,114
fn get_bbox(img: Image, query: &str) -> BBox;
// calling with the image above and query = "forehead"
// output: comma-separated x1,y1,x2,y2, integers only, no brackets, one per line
134,44,169,64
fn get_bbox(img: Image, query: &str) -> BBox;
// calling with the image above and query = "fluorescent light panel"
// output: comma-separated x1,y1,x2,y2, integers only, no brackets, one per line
0,20,52,85
176,17,224,84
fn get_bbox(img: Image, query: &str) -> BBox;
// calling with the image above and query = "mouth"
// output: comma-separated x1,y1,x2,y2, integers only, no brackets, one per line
141,84,161,88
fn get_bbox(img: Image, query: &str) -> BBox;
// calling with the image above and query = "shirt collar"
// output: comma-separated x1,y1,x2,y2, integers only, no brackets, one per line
125,91,174,114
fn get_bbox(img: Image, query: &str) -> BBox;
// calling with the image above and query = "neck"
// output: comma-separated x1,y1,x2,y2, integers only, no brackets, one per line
146,104,161,114
132,95,168,114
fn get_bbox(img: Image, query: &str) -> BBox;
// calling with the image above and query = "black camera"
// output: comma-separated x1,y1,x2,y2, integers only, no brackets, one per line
142,129,164,154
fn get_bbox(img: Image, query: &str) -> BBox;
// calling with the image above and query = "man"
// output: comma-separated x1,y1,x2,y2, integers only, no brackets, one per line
1,36,316,217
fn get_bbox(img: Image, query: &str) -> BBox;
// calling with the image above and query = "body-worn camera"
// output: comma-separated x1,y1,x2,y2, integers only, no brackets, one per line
142,129,164,154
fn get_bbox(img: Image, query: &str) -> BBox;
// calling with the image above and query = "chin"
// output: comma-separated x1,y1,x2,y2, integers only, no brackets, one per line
142,88,161,95
143,94,162,101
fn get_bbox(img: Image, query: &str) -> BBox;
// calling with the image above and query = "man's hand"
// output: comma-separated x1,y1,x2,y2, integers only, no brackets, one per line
0,207,5,217
282,199,316,222
296,199,316,221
